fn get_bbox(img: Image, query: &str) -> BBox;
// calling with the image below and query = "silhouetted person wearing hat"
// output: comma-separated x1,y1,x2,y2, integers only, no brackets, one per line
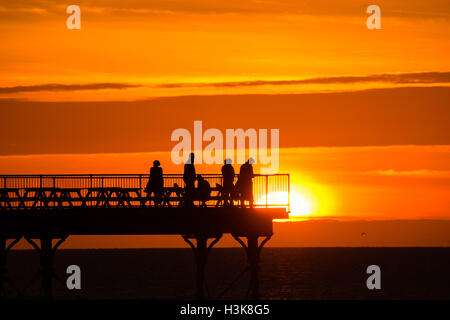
221,158,235,206
145,160,164,206
183,153,196,207
238,158,255,208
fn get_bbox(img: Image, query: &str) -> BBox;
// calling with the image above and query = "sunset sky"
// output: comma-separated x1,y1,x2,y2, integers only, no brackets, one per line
1,0,449,247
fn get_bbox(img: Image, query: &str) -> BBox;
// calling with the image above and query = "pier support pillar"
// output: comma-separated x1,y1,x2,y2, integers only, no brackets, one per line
233,234,272,299
0,236,21,298
25,236,67,300
182,234,222,299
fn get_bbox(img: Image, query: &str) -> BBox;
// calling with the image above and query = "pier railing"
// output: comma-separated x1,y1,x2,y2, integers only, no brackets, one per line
0,174,290,211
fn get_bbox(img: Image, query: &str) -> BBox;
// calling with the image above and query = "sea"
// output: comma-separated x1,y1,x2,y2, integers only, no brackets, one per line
3,248,450,300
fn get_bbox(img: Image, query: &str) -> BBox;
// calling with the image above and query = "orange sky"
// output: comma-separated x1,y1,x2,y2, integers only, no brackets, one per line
1,0,450,100
1,0,449,247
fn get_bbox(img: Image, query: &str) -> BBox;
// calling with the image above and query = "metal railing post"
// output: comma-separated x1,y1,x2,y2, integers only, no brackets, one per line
288,174,290,213
265,175,268,208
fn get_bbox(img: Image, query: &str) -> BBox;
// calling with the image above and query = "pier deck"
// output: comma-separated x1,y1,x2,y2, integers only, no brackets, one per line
0,174,289,300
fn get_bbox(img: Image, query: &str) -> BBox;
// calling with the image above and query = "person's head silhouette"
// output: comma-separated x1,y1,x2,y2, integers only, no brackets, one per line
225,158,232,165
187,153,195,164
153,160,160,167
248,157,255,165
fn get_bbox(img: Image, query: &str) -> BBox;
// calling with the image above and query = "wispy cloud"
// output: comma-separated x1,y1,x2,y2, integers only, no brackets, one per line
0,83,141,94
2,72,449,94
367,169,450,178
1,0,449,20
154,72,450,89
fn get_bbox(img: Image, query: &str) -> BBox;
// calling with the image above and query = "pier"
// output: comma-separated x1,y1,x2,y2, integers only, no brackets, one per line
0,174,289,299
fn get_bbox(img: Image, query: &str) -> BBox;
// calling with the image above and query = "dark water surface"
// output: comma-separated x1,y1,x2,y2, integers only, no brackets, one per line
3,248,450,300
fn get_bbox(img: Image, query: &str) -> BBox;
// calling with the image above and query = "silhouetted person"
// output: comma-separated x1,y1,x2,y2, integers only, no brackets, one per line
146,160,163,206
197,175,211,207
183,153,196,207
238,158,255,208
221,158,235,206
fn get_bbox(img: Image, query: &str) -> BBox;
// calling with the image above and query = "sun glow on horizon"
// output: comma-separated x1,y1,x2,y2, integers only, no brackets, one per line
257,191,311,219
288,192,311,217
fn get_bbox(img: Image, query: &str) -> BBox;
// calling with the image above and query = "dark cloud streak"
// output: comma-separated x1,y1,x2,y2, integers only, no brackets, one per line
154,72,450,89
2,72,449,94
0,83,141,94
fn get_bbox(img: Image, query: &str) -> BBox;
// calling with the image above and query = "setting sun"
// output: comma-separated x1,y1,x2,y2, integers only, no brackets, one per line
257,191,311,218
289,192,311,217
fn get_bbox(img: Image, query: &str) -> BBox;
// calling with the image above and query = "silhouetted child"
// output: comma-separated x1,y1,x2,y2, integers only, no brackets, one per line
197,174,211,207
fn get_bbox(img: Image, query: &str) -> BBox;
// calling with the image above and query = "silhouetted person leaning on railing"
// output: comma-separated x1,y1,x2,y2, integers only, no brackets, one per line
145,160,164,207
197,175,211,207
183,153,196,207
221,158,235,207
237,158,255,208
